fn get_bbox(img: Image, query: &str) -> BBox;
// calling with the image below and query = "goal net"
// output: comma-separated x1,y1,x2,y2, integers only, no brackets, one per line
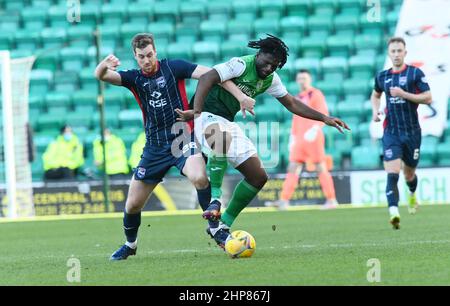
0,51,36,218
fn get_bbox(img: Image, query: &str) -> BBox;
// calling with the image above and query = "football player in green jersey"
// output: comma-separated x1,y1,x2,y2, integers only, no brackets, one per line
177,35,349,249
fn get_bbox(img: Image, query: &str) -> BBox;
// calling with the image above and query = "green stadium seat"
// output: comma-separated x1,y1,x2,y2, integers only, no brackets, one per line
45,92,72,110
375,54,388,71
232,0,259,21
259,0,285,19
359,13,386,36
179,1,206,26
300,36,326,59
315,80,342,97
354,34,382,56
285,0,310,17
312,0,337,16
206,2,231,21
48,5,71,28
175,23,199,44
22,7,48,30
437,142,450,166
53,71,79,92
66,111,93,130
118,109,143,129
60,47,87,72
100,3,127,25
30,70,53,96
167,42,193,60
351,145,381,169
280,16,306,39
15,30,41,52
79,67,98,91
29,95,46,113
326,34,354,58
78,4,100,28
34,50,60,71
333,14,359,36
420,146,436,167
342,78,371,101
193,41,220,64
321,57,348,82
0,32,13,50
32,158,44,181
31,0,53,8
387,10,400,35
336,100,364,119
254,18,280,38
348,55,376,79
104,88,126,109
153,1,179,24
307,15,334,39
280,36,301,58
0,13,20,31
66,25,94,48
148,22,175,46
5,0,27,11
96,24,120,49
127,2,152,24
40,28,67,49
227,19,254,42
220,40,247,61
93,107,121,129
338,0,364,15
200,20,227,44
120,22,148,47
294,58,321,80
37,113,66,132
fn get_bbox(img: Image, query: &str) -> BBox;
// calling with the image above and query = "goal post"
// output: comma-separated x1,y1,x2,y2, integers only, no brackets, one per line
0,50,36,218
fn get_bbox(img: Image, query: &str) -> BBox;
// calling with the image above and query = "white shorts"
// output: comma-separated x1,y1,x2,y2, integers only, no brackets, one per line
194,112,257,168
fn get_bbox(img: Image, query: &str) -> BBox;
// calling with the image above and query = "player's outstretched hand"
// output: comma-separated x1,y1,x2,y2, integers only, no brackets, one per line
175,109,195,122
324,116,350,134
104,54,121,71
239,96,256,118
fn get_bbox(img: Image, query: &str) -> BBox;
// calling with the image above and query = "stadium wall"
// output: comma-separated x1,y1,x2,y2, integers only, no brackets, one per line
1,167,449,217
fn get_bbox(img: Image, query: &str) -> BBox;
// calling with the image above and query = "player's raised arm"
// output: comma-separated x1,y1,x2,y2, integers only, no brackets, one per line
277,93,350,133
94,54,122,86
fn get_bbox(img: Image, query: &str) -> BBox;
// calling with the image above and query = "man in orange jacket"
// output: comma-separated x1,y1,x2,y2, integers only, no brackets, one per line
269,69,338,210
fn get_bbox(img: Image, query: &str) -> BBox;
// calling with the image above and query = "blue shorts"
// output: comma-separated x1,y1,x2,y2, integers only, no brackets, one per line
133,134,201,184
382,132,421,168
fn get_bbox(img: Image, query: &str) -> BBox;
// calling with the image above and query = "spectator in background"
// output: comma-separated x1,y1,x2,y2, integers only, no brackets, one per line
128,131,145,170
93,128,130,178
42,125,84,180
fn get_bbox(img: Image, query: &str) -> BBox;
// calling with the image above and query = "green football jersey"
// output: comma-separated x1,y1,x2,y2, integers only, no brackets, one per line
202,55,277,122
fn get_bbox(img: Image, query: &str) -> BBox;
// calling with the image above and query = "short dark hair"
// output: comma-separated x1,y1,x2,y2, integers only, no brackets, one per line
388,37,406,47
248,34,289,69
297,69,311,75
131,33,155,53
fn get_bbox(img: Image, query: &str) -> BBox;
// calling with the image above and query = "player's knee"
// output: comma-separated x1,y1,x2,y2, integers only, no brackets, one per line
189,172,209,189
125,198,144,214
404,171,415,182
247,171,268,189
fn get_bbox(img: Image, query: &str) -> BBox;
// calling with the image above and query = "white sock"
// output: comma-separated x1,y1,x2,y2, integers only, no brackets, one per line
389,206,399,217
125,240,137,249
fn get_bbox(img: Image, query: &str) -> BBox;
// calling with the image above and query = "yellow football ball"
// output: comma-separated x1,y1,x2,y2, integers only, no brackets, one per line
224,230,256,258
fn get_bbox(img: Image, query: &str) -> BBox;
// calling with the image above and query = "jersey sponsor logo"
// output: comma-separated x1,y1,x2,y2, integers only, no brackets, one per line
156,76,166,88
385,78,392,83
149,91,167,108
399,76,407,86
389,97,406,104
182,142,198,154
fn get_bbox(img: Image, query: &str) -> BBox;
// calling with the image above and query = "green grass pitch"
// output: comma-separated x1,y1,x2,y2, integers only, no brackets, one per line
1,205,450,285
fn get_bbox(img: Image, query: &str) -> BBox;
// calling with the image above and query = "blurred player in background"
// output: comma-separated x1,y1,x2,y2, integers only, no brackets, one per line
94,33,251,260
266,69,338,210
178,35,349,249
371,37,432,229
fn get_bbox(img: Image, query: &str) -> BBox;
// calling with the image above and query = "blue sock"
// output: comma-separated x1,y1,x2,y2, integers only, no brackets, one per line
123,211,141,243
197,183,211,211
386,173,400,207
406,174,418,193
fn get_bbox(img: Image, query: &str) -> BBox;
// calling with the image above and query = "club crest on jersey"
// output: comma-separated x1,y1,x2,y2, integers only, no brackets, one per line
256,80,264,90
136,167,146,178
156,76,166,88
399,76,407,86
